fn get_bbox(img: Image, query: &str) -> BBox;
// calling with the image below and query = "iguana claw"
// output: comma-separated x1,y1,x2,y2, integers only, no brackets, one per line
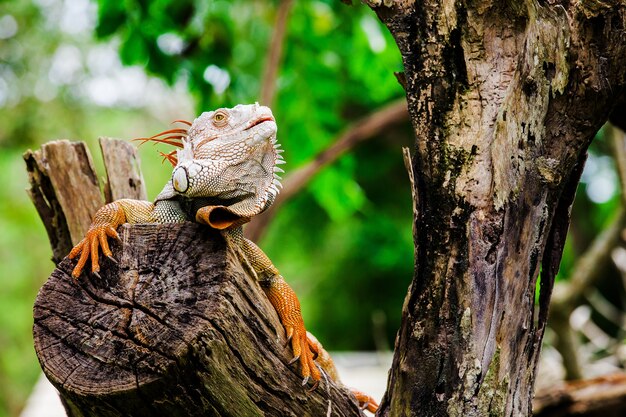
68,202,127,279
307,379,319,392
351,388,379,413
265,285,321,387
308,338,319,360
69,224,119,278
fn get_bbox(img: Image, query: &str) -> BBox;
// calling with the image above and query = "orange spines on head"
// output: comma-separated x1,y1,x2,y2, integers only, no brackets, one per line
159,150,178,167
133,128,188,148
132,120,191,166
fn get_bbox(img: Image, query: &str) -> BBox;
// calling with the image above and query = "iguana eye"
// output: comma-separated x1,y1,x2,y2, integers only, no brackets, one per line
213,111,228,127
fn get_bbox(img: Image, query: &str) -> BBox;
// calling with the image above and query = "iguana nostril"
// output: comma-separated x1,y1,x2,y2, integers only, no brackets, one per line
172,166,189,193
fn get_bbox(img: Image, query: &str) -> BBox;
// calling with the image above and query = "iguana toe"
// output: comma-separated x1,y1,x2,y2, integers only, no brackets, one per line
287,325,321,386
351,388,379,413
69,225,118,279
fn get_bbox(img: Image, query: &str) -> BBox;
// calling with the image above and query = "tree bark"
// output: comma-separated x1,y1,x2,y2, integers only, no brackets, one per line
33,223,362,417
366,1,626,416
99,137,148,203
24,141,105,263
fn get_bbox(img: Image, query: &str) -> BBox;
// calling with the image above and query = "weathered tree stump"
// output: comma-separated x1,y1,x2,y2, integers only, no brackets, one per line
33,223,362,417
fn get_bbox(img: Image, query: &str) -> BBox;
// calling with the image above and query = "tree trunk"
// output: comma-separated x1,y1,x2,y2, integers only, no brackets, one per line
366,1,626,416
26,140,363,417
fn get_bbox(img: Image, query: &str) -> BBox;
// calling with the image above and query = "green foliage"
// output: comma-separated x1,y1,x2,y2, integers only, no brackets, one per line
0,149,52,417
264,132,414,349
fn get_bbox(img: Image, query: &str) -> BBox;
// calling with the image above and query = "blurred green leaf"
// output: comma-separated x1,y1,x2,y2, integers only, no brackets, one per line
96,0,128,38
120,27,149,65
310,159,366,221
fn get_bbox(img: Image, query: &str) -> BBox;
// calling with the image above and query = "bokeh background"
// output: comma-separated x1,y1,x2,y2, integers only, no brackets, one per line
1,1,624,416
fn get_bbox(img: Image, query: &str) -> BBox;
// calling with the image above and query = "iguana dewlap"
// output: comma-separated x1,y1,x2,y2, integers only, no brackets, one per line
68,103,378,413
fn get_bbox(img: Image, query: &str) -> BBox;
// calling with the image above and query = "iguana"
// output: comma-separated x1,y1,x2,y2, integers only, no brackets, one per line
68,103,378,413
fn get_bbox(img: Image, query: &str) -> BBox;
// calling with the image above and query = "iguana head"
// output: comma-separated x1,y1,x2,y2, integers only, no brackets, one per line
140,103,284,229
174,103,277,178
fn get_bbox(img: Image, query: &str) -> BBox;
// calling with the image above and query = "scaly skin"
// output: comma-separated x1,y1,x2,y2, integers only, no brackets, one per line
68,104,378,413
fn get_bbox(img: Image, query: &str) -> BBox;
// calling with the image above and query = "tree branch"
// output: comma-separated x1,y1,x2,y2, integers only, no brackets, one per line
608,90,626,133
369,2,626,415
533,373,626,417
259,0,293,106
245,98,408,241
551,213,625,316
610,124,626,203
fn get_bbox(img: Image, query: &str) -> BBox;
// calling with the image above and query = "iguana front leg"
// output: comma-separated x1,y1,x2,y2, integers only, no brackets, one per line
69,199,186,277
214,221,321,388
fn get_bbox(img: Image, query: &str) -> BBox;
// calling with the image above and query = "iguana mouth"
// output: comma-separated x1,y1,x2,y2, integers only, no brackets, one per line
244,116,275,131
